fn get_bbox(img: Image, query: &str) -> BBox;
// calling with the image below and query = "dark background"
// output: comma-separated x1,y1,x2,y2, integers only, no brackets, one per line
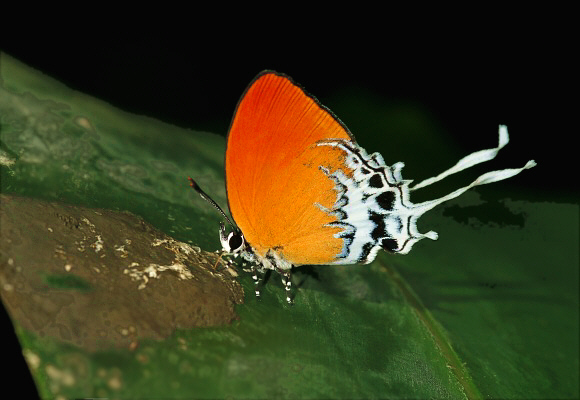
1,29,575,203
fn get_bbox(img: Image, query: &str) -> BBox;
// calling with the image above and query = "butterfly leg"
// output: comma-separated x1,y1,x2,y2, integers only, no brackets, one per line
250,265,265,300
280,270,294,305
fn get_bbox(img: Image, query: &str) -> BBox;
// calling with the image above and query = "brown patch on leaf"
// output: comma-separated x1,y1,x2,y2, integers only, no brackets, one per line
0,194,244,351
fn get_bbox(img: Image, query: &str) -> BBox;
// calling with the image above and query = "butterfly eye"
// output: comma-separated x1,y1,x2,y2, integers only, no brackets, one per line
227,232,244,253
219,222,245,254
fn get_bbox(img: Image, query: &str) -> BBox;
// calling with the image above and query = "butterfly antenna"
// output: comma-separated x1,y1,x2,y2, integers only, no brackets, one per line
188,177,238,233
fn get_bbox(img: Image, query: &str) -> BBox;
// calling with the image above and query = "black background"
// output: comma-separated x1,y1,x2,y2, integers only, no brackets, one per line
2,26,575,201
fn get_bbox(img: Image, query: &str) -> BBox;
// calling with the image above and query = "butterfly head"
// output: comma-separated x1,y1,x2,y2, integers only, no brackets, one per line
219,222,246,255
188,177,250,257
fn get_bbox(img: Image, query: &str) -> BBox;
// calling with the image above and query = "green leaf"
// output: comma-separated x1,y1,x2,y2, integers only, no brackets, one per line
1,52,577,399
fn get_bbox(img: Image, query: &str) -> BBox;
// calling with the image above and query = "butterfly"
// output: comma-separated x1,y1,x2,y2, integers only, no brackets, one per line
190,71,536,303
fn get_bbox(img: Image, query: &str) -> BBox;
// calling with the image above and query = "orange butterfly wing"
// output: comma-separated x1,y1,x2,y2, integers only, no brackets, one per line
225,72,353,265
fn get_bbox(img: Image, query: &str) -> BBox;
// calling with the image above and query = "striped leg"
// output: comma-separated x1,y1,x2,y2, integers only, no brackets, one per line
280,270,294,305
251,266,264,300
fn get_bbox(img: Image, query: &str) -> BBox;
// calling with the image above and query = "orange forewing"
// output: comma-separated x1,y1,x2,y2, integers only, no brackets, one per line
225,72,354,265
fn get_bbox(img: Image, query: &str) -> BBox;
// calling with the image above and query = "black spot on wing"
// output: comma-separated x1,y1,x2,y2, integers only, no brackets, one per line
381,238,399,252
375,191,395,211
369,211,387,241
368,174,383,188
